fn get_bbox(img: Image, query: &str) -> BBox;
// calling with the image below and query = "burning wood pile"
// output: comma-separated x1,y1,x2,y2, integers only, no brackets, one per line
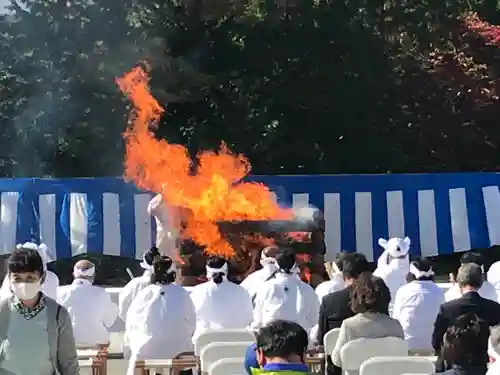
116,66,326,286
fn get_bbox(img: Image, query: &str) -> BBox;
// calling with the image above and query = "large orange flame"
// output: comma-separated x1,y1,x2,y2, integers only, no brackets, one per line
116,66,292,258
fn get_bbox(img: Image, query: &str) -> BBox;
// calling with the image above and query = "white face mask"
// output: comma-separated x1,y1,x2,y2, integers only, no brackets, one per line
11,281,41,300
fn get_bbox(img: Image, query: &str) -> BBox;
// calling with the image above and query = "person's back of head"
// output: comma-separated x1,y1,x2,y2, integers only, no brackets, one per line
457,262,484,293
408,258,434,281
442,312,487,368
8,248,45,301
342,253,369,283
490,324,500,359
460,252,484,267
350,273,391,315
332,251,348,274
256,319,308,366
142,246,160,270
73,259,96,283
275,247,296,275
151,256,176,284
206,256,228,284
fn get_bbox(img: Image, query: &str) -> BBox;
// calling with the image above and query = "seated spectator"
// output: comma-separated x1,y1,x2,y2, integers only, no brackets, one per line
433,263,500,373
331,273,404,373
446,252,497,302
0,247,78,375
252,248,319,332
57,260,118,348
392,258,444,352
317,253,370,343
487,325,500,375
249,319,310,375
436,313,487,375
315,252,347,303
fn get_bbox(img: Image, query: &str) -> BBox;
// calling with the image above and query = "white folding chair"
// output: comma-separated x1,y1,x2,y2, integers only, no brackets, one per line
360,357,435,375
340,337,409,375
208,357,246,375
200,341,253,373
323,328,341,357
194,329,255,356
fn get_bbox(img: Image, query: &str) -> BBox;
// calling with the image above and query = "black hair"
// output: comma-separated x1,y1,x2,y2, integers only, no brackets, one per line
275,247,296,274
256,320,308,359
144,246,160,266
410,258,434,281
8,248,44,275
335,252,348,271
342,253,369,279
350,273,391,315
150,256,176,284
207,256,227,284
442,313,487,367
460,252,484,267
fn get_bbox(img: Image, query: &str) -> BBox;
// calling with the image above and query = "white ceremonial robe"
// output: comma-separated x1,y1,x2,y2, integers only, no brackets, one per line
190,277,253,342
147,194,179,259
57,279,118,347
118,271,152,321
240,263,278,299
0,271,59,301
487,261,500,302
373,258,409,309
251,273,319,332
315,273,345,303
125,283,196,375
445,280,498,302
392,280,445,351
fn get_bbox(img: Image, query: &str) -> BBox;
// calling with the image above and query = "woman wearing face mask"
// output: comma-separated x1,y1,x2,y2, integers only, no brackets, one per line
0,243,60,301
190,257,254,342
0,247,78,375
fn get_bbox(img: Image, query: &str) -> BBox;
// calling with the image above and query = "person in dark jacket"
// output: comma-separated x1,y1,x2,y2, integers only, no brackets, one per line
317,252,370,375
436,313,486,375
433,263,500,373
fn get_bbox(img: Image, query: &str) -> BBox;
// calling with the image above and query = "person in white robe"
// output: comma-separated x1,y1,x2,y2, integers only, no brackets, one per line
125,255,196,375
373,236,411,310
57,260,118,347
445,252,498,302
487,260,500,302
0,242,59,300
148,193,180,260
315,252,346,303
392,258,444,352
251,247,319,333
190,256,253,342
118,246,160,321
240,246,279,299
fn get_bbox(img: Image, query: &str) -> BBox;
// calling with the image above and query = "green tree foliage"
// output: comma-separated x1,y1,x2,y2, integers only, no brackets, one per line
1,0,500,176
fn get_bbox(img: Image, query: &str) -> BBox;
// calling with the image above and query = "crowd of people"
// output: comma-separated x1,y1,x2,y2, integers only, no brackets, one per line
2,238,500,375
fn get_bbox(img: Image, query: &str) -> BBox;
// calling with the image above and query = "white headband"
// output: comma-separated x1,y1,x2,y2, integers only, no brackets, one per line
140,253,154,271
74,265,96,278
260,247,277,267
206,263,228,279
409,264,434,278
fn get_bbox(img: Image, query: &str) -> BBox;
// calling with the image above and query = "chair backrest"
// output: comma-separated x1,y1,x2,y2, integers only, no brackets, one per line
201,341,253,372
195,329,256,356
323,328,341,356
208,357,246,375
340,337,409,373
360,357,435,375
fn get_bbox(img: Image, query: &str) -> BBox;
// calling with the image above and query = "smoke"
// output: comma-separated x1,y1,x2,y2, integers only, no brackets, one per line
1,0,170,177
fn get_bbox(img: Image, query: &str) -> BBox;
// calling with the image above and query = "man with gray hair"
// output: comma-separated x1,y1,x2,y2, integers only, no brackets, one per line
57,260,118,348
432,263,500,373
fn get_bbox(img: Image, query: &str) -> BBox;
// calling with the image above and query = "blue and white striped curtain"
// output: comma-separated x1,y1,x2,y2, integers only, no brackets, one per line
1,174,500,261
